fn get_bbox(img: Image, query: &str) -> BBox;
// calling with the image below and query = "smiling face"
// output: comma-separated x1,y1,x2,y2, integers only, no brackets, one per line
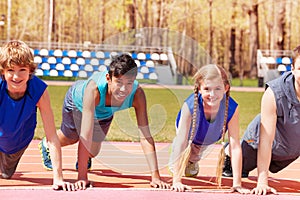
199,76,226,107
2,65,30,94
107,74,135,103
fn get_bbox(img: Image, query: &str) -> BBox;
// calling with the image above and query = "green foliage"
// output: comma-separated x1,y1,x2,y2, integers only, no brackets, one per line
35,85,263,143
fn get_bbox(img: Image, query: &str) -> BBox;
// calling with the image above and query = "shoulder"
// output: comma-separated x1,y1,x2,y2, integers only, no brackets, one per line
134,85,146,99
27,76,47,99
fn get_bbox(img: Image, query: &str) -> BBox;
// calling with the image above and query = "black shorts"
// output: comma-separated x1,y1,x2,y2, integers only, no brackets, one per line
0,145,28,179
242,140,299,173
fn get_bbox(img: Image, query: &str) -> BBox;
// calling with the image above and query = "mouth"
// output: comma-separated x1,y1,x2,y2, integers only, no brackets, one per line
11,79,23,85
116,92,127,100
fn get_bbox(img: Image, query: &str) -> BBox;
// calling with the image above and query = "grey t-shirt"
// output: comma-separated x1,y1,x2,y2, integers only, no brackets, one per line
242,72,300,158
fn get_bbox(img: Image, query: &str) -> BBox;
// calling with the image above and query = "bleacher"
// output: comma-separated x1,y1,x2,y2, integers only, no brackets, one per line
257,49,293,86
28,42,175,83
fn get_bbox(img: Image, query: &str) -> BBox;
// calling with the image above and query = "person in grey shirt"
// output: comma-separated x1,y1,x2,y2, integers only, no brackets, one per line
223,46,300,195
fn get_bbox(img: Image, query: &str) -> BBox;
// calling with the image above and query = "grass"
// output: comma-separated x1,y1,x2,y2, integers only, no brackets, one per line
35,84,263,143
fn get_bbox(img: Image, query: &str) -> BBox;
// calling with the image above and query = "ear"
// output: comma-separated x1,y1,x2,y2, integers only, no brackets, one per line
106,73,111,82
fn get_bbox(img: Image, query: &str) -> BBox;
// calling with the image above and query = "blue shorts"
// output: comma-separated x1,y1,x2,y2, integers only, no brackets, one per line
60,82,113,142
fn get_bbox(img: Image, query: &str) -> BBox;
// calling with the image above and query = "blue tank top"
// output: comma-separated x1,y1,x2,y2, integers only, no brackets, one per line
72,71,138,120
176,93,238,145
0,76,47,154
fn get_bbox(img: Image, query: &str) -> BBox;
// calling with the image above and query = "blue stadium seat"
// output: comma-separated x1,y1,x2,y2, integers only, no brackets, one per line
131,52,137,59
62,50,69,57
48,49,55,56
76,51,83,57
34,49,40,56
104,52,110,58
90,51,97,58
276,57,282,64
145,53,151,60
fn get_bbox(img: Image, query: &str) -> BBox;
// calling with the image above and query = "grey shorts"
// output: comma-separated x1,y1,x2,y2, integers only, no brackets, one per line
0,145,28,179
60,81,113,143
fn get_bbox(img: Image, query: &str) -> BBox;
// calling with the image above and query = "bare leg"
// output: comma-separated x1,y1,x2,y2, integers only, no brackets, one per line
57,129,78,147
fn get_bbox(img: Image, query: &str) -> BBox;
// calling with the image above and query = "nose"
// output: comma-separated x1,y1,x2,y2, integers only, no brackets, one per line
120,84,126,92
209,90,215,96
12,72,20,79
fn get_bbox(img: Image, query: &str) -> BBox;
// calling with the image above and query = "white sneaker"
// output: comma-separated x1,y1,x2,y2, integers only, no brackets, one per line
185,161,199,177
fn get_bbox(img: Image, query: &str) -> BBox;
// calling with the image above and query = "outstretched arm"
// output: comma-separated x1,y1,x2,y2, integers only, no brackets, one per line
133,87,170,189
170,103,193,192
227,106,250,194
38,89,75,191
252,87,277,195
76,80,100,190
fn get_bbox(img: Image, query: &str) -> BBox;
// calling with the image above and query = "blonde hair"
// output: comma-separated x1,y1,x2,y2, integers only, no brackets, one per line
0,40,36,76
192,64,230,187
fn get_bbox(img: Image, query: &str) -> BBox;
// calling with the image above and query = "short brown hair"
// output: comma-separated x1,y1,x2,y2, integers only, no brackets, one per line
0,40,36,75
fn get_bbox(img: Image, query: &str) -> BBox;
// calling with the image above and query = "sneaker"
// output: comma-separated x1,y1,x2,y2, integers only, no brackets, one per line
38,138,53,170
185,161,199,177
222,155,232,177
75,157,92,171
242,171,249,178
222,155,249,178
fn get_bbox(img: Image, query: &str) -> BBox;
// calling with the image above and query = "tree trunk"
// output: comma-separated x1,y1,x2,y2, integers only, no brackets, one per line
248,0,259,78
208,0,213,58
274,0,285,50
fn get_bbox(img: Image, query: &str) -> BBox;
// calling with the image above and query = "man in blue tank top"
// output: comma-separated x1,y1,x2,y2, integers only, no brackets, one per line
40,54,170,190
0,40,74,191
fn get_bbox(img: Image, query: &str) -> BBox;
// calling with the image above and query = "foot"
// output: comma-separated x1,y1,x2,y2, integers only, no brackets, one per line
185,161,199,177
222,155,232,177
222,155,249,178
38,138,53,170
75,157,92,171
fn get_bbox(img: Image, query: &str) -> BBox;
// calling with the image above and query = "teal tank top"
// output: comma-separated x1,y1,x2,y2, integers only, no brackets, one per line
72,71,138,120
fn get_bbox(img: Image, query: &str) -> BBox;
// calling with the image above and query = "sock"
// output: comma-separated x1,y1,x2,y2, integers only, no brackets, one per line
42,137,49,148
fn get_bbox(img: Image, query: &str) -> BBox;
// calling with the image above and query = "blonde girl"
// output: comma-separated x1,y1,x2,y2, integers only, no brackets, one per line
169,64,249,193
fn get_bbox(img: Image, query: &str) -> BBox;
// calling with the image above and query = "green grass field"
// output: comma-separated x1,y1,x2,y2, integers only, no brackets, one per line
35,84,263,143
